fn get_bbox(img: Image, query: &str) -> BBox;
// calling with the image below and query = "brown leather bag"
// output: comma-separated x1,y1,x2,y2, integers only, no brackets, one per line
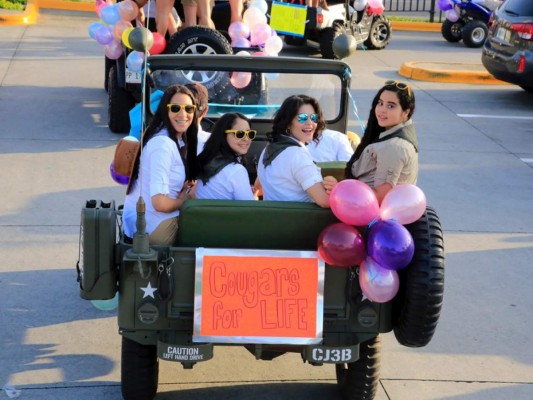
113,138,140,178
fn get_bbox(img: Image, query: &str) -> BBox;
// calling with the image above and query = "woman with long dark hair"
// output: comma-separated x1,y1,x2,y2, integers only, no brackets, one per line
345,80,418,203
123,84,199,245
195,112,255,200
256,94,336,208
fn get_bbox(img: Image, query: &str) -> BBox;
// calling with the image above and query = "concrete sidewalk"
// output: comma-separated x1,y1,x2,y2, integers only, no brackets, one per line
0,0,504,85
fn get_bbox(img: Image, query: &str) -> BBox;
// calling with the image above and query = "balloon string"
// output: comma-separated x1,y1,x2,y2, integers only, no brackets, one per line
367,216,380,229
347,89,366,136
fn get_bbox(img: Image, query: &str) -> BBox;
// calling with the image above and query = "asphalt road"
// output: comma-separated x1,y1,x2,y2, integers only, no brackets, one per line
0,8,532,400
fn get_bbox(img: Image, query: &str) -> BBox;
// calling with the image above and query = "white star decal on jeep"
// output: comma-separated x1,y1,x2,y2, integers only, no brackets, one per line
140,282,157,299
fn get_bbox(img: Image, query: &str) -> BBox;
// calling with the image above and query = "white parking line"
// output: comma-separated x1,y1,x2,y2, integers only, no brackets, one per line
458,114,533,120
521,159,533,163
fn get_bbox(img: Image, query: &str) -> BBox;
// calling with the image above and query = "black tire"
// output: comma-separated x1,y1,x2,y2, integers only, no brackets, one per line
462,20,488,48
104,56,113,92
363,17,391,50
108,65,134,134
335,336,381,400
319,24,345,60
393,206,445,348
165,27,233,95
216,72,269,105
441,19,464,42
121,336,159,400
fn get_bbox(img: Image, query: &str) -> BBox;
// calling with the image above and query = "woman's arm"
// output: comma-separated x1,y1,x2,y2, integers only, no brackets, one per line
305,182,331,208
151,187,191,212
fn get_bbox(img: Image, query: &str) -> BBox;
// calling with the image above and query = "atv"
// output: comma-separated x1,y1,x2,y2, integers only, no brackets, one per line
78,54,445,400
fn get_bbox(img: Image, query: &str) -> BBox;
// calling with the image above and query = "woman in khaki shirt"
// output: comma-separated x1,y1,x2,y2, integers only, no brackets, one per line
345,81,418,204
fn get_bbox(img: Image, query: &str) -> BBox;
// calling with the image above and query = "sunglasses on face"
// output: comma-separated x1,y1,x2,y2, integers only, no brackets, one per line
225,129,257,140
296,113,318,124
384,80,412,98
167,104,197,114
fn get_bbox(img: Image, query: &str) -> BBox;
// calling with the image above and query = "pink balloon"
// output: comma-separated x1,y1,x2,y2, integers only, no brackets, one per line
228,21,250,40
232,38,251,48
118,0,139,21
380,184,426,225
150,32,166,54
230,72,252,89
359,257,400,303
243,7,267,30
250,22,271,46
114,20,133,40
317,223,366,267
329,179,380,226
104,40,123,60
264,35,283,55
252,51,267,56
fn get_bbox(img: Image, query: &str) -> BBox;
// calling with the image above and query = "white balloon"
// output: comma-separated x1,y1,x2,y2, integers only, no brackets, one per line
354,0,368,12
249,0,268,14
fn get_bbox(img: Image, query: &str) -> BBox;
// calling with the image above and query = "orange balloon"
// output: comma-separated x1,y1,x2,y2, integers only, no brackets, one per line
114,20,133,40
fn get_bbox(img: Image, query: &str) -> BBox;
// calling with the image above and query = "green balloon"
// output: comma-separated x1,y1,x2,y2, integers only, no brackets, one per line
333,34,357,59
128,27,154,53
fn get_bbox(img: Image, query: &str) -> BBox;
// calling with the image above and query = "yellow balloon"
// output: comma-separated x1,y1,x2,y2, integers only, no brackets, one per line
122,27,134,49
346,130,361,150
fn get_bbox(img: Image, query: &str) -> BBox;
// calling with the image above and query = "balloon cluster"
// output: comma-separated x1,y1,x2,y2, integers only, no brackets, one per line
317,181,427,303
354,0,385,14
227,0,283,88
88,0,167,73
109,136,140,185
437,0,460,22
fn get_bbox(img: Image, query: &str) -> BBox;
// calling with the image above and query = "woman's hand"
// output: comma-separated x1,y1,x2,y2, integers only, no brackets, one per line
322,176,338,194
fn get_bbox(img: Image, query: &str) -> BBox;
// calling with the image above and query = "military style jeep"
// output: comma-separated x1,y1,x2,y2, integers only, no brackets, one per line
78,55,445,400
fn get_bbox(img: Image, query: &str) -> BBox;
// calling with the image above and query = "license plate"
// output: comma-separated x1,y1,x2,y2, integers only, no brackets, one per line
305,344,360,364
495,27,510,42
125,68,142,84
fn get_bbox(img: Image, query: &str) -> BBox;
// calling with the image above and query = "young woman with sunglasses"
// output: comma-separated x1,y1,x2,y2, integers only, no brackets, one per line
122,84,199,246
195,113,256,200
256,94,337,208
345,80,418,204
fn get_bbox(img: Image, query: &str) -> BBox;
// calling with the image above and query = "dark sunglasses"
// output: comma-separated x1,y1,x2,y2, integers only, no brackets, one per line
167,104,197,114
225,130,257,140
384,80,412,97
296,113,318,124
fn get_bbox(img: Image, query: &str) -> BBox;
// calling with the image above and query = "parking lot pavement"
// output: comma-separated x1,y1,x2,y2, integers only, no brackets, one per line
1,6,532,400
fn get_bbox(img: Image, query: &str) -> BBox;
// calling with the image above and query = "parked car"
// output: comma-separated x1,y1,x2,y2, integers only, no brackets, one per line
481,0,533,92
79,54,445,400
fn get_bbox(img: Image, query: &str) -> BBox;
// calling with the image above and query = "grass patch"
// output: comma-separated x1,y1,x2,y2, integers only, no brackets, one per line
387,16,433,23
0,0,25,10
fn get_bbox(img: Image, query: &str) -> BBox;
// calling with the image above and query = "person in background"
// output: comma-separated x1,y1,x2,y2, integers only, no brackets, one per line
184,82,211,154
195,113,255,200
256,94,337,208
345,80,418,203
122,84,198,245
306,128,354,162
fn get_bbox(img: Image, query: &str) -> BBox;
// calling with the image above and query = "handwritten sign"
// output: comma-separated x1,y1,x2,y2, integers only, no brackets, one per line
269,1,307,37
193,248,324,344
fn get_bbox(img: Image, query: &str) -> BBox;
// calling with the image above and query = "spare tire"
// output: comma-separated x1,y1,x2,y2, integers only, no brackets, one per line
393,206,445,348
165,27,232,96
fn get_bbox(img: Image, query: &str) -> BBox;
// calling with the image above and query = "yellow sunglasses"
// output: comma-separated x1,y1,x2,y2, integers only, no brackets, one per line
225,130,257,140
385,80,412,98
167,104,196,114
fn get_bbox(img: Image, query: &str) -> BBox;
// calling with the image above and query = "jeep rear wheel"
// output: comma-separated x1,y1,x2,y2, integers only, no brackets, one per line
165,27,232,95
319,24,345,59
335,335,381,400
121,336,159,400
363,17,391,50
108,65,134,134
393,207,445,348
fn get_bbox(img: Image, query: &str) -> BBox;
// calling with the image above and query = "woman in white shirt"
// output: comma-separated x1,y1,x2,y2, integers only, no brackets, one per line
257,95,336,208
123,84,198,245
195,112,255,200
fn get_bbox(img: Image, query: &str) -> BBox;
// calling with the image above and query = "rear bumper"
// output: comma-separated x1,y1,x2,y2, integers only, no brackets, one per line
481,42,533,87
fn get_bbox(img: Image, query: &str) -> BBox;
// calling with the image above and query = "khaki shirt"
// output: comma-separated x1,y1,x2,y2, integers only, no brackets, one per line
350,121,418,188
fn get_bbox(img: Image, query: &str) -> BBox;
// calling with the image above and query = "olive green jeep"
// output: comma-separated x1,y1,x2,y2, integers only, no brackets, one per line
77,55,445,400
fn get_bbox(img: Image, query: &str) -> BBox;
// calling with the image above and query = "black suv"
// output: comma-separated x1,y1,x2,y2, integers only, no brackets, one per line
481,0,533,92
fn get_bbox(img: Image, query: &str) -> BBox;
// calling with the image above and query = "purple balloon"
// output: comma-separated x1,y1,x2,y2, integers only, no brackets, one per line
437,0,453,11
359,257,400,303
317,223,366,267
367,219,414,271
94,24,114,45
110,160,129,185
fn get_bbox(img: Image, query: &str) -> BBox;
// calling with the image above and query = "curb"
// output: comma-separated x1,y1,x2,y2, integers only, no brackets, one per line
391,21,441,32
399,61,508,85
0,0,92,26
